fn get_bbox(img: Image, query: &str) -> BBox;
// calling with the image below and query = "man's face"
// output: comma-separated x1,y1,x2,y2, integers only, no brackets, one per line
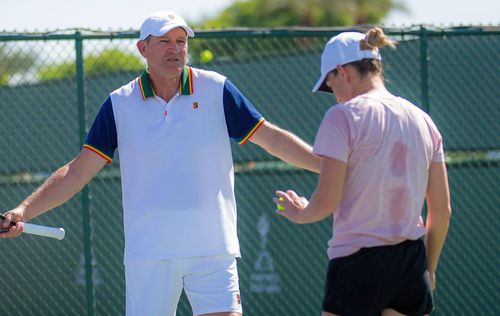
139,27,188,76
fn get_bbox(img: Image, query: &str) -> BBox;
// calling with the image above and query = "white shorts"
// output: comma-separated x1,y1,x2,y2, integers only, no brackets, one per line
125,254,242,316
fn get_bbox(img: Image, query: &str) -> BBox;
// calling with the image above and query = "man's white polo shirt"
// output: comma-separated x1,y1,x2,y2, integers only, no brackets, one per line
84,66,264,261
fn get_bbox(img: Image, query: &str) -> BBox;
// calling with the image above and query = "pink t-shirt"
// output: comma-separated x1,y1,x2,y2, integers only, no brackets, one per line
313,89,445,259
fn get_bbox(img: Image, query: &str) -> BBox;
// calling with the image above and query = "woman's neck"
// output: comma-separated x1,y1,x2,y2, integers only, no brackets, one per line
351,74,386,98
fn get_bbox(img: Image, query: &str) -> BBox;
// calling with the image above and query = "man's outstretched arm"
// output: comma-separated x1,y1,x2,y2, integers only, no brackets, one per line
0,148,107,237
249,121,322,173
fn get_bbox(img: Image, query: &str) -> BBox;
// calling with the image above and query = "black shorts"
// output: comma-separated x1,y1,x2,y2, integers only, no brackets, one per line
322,239,434,316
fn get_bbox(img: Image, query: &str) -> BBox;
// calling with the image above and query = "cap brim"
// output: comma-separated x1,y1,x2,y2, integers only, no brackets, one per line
158,24,195,37
312,73,333,94
142,24,194,40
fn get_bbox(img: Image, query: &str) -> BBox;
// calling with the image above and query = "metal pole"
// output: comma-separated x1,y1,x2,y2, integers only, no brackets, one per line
419,26,430,113
75,30,95,316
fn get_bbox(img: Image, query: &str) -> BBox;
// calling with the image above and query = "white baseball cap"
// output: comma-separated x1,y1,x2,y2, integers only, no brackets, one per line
139,11,194,40
312,32,381,93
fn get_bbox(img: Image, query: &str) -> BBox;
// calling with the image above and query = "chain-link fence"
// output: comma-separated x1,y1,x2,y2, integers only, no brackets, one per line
0,26,499,315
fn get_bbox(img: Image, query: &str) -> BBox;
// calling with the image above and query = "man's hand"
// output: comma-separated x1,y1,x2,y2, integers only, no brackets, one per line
0,208,25,238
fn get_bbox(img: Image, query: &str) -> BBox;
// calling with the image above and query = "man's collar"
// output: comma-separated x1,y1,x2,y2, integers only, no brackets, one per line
179,66,193,96
138,69,155,100
138,66,193,101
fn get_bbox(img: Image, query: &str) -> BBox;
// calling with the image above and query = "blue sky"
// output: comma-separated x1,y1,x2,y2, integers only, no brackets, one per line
1,0,498,31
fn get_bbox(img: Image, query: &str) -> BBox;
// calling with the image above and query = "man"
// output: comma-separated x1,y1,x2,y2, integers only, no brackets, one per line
0,11,321,316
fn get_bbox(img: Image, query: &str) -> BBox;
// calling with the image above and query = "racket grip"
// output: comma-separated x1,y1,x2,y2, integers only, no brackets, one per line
22,222,66,240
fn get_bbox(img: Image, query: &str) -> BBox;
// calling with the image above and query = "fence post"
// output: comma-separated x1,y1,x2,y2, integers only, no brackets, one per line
419,26,430,113
75,30,95,316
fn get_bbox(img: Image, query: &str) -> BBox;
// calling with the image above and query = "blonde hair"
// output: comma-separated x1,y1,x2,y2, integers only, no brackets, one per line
360,27,397,50
336,27,396,78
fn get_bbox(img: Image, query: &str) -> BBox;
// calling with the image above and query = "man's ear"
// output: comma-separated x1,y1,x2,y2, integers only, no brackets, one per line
137,40,147,58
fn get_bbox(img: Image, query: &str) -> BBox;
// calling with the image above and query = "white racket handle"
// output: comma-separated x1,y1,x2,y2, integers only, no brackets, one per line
22,222,66,240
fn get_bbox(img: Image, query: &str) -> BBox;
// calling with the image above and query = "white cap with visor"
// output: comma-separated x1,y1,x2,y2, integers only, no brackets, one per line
312,32,381,93
139,11,195,40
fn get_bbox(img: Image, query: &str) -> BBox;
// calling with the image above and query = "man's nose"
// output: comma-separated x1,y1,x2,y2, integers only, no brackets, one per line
166,42,181,52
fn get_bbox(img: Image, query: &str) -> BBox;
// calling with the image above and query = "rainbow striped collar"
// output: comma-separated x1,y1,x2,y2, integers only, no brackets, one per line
138,66,193,100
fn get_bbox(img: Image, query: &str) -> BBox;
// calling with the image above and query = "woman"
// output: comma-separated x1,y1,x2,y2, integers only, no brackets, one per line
275,27,451,316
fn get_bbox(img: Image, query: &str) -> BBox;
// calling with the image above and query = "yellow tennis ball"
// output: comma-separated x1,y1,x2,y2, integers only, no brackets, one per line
277,197,285,211
200,49,213,63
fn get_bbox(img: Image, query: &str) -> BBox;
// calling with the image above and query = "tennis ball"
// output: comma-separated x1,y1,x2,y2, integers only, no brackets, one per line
200,49,213,63
277,197,285,211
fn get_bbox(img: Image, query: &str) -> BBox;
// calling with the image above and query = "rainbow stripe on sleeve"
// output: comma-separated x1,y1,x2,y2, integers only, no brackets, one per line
83,144,113,163
239,118,265,145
